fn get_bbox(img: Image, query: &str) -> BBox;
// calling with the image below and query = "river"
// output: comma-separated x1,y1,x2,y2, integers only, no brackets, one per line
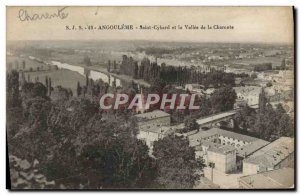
51,61,121,87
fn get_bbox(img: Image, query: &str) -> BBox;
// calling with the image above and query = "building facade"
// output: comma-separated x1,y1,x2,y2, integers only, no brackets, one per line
243,137,294,175
135,110,171,153
188,128,269,173
238,168,294,189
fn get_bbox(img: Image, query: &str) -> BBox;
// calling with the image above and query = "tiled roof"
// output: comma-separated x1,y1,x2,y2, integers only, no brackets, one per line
244,137,294,167
139,125,174,135
188,128,269,156
237,139,270,157
208,144,236,154
234,86,261,96
194,140,236,155
135,110,170,121
188,128,261,144
196,111,236,125
239,168,294,189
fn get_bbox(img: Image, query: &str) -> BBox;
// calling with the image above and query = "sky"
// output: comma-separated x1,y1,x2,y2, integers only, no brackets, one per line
6,6,294,44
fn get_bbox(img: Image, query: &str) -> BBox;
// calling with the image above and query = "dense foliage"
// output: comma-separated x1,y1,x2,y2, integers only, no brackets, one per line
113,55,244,87
7,70,204,189
234,89,294,141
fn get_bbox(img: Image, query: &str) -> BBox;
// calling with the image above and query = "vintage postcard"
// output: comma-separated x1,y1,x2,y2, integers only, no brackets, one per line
6,6,294,190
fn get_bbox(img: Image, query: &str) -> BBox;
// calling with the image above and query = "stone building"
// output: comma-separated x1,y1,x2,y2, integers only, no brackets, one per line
188,128,269,173
135,110,171,153
243,137,294,175
238,168,294,189
192,140,237,173
233,86,261,106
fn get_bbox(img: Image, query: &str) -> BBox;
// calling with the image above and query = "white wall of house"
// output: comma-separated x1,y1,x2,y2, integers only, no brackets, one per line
137,117,170,132
219,136,249,148
207,150,236,173
243,162,259,175
243,152,294,175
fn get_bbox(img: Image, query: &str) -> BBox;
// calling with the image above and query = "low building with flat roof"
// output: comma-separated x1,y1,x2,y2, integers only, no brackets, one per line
188,128,268,151
238,168,294,189
243,137,294,175
196,111,236,129
194,140,237,173
135,110,171,153
188,128,269,173
234,86,261,106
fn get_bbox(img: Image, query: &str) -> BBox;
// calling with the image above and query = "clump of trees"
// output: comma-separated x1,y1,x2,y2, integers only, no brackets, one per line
7,70,205,189
234,88,294,141
210,86,237,113
183,117,199,133
83,56,92,66
252,63,272,72
118,55,244,87
153,135,205,189
7,70,21,108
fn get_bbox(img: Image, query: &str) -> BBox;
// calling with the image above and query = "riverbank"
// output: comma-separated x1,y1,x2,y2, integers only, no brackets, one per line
24,69,86,95
10,53,152,89
83,65,151,88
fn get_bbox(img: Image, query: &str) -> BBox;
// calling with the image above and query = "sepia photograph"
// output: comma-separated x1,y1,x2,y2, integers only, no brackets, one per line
6,6,295,190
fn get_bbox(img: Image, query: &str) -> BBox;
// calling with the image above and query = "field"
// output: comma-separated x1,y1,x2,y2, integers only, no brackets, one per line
7,55,46,71
24,69,86,95
231,56,283,67
8,55,87,95
47,51,122,68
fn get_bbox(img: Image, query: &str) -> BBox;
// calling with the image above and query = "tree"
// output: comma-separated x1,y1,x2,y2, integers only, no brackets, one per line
22,60,26,69
83,56,92,66
277,113,293,137
250,73,257,79
281,58,286,70
7,70,20,108
48,78,52,95
45,110,155,189
276,103,293,137
276,103,286,115
107,60,111,72
183,117,199,132
85,74,89,86
23,96,51,131
234,105,256,132
197,95,212,117
266,82,272,87
76,82,82,96
79,135,155,188
50,86,71,102
258,88,267,114
250,102,294,141
9,155,56,189
8,79,161,189
153,135,205,189
14,60,19,69
45,76,49,94
210,86,237,113
22,82,48,98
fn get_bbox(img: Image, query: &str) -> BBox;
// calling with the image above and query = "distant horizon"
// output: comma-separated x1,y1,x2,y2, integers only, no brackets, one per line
7,7,294,44
6,39,294,46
